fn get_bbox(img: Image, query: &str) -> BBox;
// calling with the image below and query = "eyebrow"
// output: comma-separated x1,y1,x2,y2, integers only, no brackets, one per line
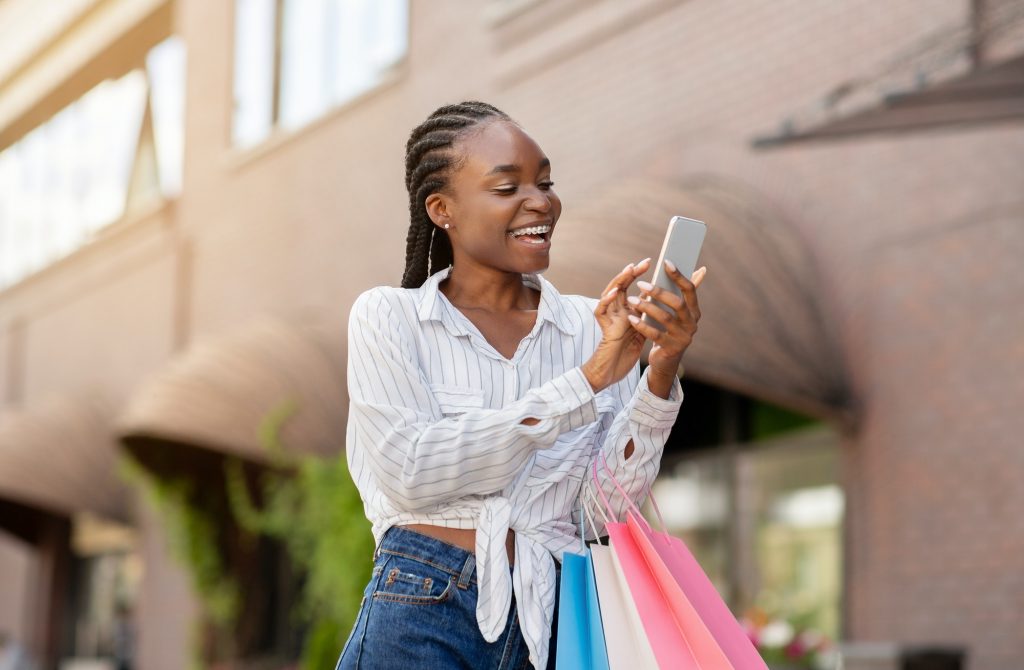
485,157,551,176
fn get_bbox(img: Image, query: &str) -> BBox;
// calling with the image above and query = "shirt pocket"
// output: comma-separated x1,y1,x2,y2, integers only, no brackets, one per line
429,384,486,417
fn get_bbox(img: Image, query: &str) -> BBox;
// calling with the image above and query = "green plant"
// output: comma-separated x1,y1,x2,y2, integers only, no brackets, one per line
225,399,374,670
122,399,373,670
119,457,241,667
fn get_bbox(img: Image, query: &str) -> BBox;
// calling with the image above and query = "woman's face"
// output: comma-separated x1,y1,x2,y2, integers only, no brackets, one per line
430,120,562,276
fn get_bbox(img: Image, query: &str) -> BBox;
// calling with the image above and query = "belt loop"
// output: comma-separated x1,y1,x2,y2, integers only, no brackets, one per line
458,553,475,590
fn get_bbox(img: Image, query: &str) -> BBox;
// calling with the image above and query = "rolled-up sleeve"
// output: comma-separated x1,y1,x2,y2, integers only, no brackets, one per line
577,364,683,535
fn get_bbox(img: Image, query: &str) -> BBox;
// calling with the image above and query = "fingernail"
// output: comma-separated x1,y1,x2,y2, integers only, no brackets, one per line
622,263,633,273
626,295,640,306
638,257,651,266
665,259,677,272
637,280,653,292
606,286,618,297
628,315,640,325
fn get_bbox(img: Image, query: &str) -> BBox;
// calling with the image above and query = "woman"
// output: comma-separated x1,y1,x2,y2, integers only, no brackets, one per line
337,101,706,669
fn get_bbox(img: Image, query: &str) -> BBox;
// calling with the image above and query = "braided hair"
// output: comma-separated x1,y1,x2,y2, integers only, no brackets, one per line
401,101,512,288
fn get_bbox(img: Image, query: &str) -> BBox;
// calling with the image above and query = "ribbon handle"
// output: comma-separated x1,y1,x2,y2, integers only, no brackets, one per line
580,485,605,546
590,449,670,538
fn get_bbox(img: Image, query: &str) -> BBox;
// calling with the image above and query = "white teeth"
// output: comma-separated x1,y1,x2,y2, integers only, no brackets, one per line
510,224,552,238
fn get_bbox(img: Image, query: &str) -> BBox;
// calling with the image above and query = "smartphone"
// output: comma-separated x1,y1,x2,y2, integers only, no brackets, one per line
640,215,707,332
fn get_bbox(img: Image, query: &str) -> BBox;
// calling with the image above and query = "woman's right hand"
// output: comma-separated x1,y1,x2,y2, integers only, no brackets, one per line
581,258,651,393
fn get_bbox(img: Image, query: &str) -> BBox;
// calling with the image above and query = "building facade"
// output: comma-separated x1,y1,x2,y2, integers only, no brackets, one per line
1,0,1022,668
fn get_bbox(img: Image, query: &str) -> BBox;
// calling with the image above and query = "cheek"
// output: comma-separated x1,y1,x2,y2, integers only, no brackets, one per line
550,193,563,220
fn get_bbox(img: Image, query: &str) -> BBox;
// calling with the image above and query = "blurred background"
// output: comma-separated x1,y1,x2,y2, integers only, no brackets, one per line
0,1,1021,669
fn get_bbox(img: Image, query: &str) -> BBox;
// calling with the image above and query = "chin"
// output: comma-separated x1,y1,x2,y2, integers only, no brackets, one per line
520,257,550,275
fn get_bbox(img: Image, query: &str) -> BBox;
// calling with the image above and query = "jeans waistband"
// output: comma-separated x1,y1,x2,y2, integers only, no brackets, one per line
377,525,478,589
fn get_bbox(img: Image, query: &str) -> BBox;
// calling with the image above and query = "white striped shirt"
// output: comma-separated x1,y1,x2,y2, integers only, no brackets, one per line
345,266,682,669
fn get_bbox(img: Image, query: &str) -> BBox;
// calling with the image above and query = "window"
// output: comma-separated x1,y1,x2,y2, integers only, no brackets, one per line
66,513,142,666
232,0,408,149
0,36,185,290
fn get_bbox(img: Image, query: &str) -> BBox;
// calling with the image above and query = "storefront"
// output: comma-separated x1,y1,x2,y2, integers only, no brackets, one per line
0,394,136,670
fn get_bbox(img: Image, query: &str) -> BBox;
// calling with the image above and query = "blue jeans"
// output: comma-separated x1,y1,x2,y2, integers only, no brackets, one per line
335,526,559,669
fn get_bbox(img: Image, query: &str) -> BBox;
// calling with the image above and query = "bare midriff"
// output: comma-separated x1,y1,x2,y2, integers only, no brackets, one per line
402,524,516,566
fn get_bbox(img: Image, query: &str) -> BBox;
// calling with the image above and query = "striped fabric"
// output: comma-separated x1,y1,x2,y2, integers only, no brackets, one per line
345,266,682,669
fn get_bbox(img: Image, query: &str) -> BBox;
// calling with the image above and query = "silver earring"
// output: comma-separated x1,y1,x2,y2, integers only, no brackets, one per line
444,223,450,229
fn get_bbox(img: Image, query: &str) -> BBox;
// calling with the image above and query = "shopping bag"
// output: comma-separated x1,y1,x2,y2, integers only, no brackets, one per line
590,543,659,669
593,456,766,669
627,513,768,669
556,495,610,669
555,551,610,670
583,549,611,669
605,519,713,669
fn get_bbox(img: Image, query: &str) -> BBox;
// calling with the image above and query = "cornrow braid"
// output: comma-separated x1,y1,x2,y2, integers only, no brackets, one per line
401,101,511,289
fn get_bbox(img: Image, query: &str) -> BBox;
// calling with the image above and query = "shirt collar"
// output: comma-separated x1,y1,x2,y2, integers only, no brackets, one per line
416,267,579,337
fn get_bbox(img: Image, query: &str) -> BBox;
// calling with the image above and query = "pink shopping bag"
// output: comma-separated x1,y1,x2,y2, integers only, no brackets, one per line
605,519,726,669
627,513,767,669
593,456,766,669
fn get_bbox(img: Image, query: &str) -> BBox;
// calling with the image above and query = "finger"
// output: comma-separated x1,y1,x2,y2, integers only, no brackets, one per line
635,280,685,313
627,295,677,329
595,285,618,316
692,266,708,288
616,257,651,293
631,257,652,276
662,261,703,321
602,262,636,297
686,266,705,320
627,313,663,342
663,259,697,295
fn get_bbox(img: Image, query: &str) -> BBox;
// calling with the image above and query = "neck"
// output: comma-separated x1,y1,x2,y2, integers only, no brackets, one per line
441,263,537,312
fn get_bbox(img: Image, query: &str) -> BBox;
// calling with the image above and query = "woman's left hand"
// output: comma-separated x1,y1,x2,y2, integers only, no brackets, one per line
626,262,707,378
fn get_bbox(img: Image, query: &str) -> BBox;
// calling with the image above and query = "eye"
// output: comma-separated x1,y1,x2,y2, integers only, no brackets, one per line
494,185,517,195
539,180,555,190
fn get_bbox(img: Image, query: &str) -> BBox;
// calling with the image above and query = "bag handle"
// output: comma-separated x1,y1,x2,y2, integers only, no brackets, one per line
577,489,586,553
581,485,606,546
591,449,670,538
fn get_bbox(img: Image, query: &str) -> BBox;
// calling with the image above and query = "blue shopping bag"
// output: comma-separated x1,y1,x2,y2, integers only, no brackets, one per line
555,549,610,670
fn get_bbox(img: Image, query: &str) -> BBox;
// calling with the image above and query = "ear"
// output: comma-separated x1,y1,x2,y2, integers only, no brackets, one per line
424,193,453,230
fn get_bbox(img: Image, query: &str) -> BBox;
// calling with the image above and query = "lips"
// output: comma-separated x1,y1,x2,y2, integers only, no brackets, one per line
508,222,553,239
507,223,552,253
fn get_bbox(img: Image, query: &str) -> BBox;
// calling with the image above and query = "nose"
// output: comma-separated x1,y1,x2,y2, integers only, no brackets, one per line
523,185,552,213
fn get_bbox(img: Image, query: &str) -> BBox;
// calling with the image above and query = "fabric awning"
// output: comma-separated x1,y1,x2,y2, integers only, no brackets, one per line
754,54,1024,146
546,176,854,425
116,316,348,473
0,393,129,524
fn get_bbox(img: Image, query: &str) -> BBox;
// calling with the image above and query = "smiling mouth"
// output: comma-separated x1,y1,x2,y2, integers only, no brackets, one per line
508,224,552,245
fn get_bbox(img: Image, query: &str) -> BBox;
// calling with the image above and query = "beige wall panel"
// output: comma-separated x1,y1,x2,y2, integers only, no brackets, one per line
21,251,176,405
135,499,197,670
